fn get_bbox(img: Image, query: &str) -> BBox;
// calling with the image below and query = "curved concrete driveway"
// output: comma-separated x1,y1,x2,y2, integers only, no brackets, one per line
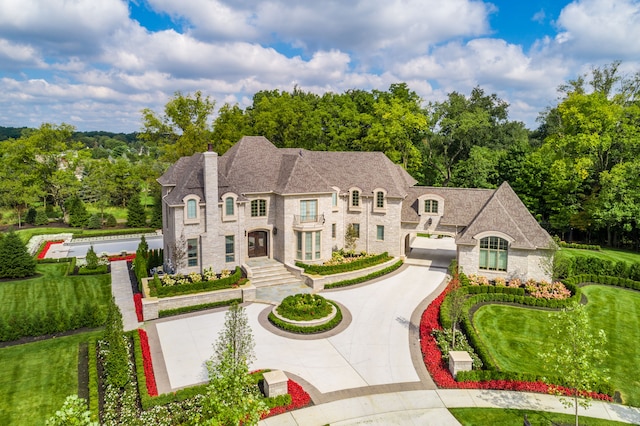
153,264,447,393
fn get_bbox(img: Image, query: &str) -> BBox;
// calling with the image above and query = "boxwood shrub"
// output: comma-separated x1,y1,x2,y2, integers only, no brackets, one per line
78,265,109,275
296,252,391,275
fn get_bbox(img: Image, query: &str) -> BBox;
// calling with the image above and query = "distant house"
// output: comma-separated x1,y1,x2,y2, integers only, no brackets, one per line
158,136,554,281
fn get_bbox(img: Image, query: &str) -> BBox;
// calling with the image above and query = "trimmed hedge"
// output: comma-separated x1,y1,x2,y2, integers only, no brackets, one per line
325,259,403,289
268,301,343,334
149,267,243,297
159,298,242,318
554,254,640,280
296,252,391,275
36,257,75,264
564,274,640,291
88,339,99,422
559,242,601,250
78,265,109,275
72,228,157,239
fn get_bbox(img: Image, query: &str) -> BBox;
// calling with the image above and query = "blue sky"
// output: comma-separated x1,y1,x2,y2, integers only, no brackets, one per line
0,0,639,132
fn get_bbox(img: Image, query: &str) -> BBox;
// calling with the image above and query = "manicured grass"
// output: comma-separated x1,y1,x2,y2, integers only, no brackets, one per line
450,407,629,425
557,247,640,265
0,263,111,321
0,331,101,425
473,285,640,406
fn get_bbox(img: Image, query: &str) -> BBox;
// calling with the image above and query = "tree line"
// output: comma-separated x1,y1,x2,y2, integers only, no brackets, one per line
1,62,639,248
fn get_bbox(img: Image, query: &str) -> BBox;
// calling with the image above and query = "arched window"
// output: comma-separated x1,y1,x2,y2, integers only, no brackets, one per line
225,197,234,216
479,236,508,271
187,199,197,219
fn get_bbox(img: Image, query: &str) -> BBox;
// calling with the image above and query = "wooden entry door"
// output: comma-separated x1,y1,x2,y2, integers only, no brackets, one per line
248,231,268,257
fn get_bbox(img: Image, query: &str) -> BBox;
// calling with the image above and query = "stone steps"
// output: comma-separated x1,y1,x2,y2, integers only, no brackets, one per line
249,260,303,288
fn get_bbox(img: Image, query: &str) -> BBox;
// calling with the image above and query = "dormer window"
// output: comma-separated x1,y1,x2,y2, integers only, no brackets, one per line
183,195,201,224
222,193,237,222
424,199,439,214
225,197,234,216
349,188,362,211
187,199,197,219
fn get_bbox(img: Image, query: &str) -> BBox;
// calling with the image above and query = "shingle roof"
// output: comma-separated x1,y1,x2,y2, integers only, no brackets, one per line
456,182,553,249
402,183,552,250
159,153,205,205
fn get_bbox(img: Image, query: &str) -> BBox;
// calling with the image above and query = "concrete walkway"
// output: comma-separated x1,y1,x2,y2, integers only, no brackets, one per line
110,260,141,331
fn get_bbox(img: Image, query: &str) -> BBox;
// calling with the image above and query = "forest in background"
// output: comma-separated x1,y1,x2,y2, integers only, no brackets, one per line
1,62,639,248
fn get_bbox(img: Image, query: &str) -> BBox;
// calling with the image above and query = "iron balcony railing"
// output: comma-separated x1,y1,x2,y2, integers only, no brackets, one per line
293,213,325,226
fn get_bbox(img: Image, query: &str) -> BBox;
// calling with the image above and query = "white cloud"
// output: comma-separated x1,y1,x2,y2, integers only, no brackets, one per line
556,0,640,59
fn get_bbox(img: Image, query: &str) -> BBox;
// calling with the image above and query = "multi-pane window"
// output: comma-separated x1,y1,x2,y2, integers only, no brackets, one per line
424,199,438,213
479,236,508,271
352,223,360,238
225,235,235,262
376,191,385,209
377,225,384,241
187,238,198,267
296,231,321,260
351,190,360,207
251,199,267,217
187,199,197,219
225,197,234,216
331,223,336,239
300,199,317,222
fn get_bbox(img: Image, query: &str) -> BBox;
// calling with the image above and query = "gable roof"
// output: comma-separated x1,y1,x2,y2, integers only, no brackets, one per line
158,153,205,205
456,182,553,249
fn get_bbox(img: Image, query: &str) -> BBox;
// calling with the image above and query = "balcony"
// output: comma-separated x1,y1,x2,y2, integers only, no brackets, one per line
293,213,325,230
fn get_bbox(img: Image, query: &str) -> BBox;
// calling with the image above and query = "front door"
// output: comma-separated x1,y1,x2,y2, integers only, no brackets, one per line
248,231,268,257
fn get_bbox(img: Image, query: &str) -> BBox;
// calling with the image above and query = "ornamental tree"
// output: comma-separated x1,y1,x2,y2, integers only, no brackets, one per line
541,304,609,426
196,303,267,425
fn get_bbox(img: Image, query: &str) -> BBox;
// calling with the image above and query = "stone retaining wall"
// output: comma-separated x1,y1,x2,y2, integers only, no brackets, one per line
140,277,255,320
27,233,73,255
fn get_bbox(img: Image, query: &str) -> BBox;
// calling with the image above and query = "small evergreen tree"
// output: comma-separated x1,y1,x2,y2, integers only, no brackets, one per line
66,197,90,228
149,184,163,229
126,193,147,228
0,231,36,278
87,213,102,229
85,245,99,270
25,207,37,225
34,209,49,226
105,214,117,227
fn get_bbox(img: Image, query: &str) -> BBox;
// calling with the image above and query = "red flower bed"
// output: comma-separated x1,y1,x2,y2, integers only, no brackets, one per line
37,240,63,259
420,278,613,402
138,328,158,397
262,380,312,419
133,293,143,322
108,253,136,262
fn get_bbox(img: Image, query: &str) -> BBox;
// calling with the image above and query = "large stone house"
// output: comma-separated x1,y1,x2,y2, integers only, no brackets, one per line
158,136,554,281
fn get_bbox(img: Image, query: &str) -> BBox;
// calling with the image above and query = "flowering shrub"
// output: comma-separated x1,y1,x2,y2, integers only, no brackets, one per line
133,293,143,322
420,278,613,401
525,280,571,300
203,267,217,281
37,240,63,259
159,269,231,287
262,380,311,418
188,272,202,283
466,275,571,300
220,269,231,279
138,329,158,397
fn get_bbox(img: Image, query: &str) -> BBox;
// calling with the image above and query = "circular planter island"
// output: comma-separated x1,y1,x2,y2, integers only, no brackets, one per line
268,293,343,334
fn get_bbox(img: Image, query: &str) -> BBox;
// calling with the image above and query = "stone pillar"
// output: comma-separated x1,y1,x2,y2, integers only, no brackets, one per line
263,370,288,398
448,351,473,378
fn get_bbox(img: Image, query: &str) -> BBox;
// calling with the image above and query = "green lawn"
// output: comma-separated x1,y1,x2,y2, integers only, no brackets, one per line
473,285,640,406
0,331,101,425
450,408,629,425
557,247,640,265
0,263,111,320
